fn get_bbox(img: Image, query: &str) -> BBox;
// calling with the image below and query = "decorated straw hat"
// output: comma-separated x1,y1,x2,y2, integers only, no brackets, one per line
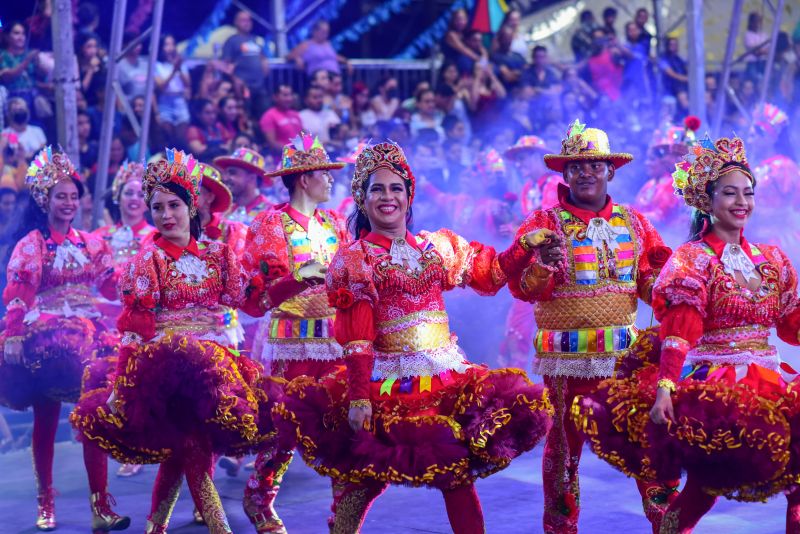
213,147,272,184
543,119,633,172
504,135,553,160
267,132,345,178
198,163,232,214
337,140,369,164
650,116,701,152
143,148,202,216
474,148,506,175
753,103,789,139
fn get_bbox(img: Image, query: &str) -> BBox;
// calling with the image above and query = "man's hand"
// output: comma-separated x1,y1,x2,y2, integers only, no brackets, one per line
297,261,328,282
348,401,372,432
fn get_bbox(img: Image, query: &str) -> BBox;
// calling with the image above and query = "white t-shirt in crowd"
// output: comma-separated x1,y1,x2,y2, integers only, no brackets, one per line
3,124,47,159
299,108,341,143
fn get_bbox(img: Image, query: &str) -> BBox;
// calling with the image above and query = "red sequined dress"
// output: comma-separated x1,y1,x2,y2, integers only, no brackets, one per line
573,232,800,501
0,227,116,409
275,229,553,490
71,235,279,464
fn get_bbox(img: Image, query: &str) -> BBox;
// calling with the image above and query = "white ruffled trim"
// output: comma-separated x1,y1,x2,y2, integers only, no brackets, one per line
371,342,470,379
258,341,343,366
533,355,618,379
686,348,779,370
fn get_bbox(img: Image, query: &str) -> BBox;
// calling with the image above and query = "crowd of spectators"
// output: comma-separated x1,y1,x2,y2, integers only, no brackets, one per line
0,3,798,240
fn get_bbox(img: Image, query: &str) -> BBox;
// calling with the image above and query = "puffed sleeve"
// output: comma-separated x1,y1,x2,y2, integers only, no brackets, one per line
326,243,378,403
652,243,709,383
2,231,44,336
217,242,247,309
117,248,159,344
628,208,669,305
767,245,800,345
84,231,118,300
241,211,305,317
423,228,533,296
508,209,560,303
224,220,248,260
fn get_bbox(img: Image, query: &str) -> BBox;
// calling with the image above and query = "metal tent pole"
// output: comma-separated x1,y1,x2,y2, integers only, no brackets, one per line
712,0,744,136
51,0,80,167
686,0,707,126
138,0,166,161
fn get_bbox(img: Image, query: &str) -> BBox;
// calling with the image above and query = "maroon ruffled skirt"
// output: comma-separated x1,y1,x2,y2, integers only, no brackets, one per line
572,327,800,502
71,334,283,464
0,316,102,410
276,365,552,490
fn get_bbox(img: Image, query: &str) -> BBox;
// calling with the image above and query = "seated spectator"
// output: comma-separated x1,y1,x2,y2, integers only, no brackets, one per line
287,20,348,77
467,55,507,121
76,2,104,48
76,31,105,106
491,26,527,90
259,84,303,155
659,37,688,97
0,132,27,192
457,30,489,75
325,71,352,122
586,30,624,102
299,85,340,143
561,90,590,123
562,66,598,108
370,76,400,121
443,115,468,145
221,10,270,116
442,9,478,65
350,81,376,130
410,89,444,139
186,98,227,157
496,8,528,57
634,8,653,55
443,139,466,182
435,82,471,142
521,45,562,97
2,97,46,159
602,7,618,38
621,22,651,103
571,10,598,62
0,22,47,114
506,85,534,134
402,81,431,113
155,33,191,144
218,96,244,144
77,110,98,173
118,31,148,102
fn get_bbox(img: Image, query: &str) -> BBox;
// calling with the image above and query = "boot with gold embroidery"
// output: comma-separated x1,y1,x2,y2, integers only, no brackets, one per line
90,492,131,532
36,488,56,531
244,483,286,534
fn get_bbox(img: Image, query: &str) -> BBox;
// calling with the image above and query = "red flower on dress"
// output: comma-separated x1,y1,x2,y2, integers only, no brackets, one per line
647,245,673,270
139,294,157,309
328,288,355,309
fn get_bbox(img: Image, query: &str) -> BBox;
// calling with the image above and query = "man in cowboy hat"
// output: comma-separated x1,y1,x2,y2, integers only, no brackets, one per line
240,132,350,534
507,120,676,534
213,147,274,226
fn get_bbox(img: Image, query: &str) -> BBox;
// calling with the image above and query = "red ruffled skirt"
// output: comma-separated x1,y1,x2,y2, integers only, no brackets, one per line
276,365,552,490
70,334,284,465
572,327,800,502
0,316,104,410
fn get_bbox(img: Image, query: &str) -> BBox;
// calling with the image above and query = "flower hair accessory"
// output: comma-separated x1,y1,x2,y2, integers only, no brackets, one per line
671,135,751,213
26,146,78,211
143,148,202,216
111,160,146,204
352,141,415,211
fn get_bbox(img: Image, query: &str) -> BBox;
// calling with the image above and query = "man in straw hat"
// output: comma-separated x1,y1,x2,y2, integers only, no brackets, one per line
507,120,677,533
213,147,274,226
239,132,350,533
197,162,248,257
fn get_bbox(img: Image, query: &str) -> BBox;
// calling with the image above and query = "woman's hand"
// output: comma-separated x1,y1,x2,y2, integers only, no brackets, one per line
649,387,675,425
348,401,372,432
2,338,23,365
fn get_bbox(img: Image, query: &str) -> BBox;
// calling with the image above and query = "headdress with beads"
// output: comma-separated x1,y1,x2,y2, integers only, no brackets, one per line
111,160,146,205
26,146,78,211
543,119,633,172
671,135,752,213
352,141,415,211
142,148,202,215
267,131,345,178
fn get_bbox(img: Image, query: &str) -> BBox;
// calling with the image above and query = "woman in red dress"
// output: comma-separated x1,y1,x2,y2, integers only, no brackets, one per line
275,141,553,533
572,136,800,533
0,147,128,531
71,149,279,534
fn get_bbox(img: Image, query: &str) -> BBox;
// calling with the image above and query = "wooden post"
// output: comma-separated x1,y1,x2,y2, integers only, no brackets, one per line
138,0,165,161
50,0,79,167
686,0,707,126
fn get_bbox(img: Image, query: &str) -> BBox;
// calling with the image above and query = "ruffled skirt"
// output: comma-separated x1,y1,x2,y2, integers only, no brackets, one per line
572,327,800,502
0,316,103,410
276,365,552,490
71,334,283,465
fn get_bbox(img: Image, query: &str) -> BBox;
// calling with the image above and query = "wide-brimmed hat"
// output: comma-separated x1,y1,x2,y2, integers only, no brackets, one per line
267,132,345,178
213,147,272,185
198,163,232,214
504,135,553,160
543,119,633,172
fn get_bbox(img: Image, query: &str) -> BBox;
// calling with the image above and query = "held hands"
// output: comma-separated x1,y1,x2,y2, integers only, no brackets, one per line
649,387,675,425
348,401,372,432
2,338,23,365
297,261,328,283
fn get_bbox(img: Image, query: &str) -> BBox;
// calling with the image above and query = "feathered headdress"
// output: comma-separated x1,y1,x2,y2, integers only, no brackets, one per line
142,148,202,215
26,146,78,211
